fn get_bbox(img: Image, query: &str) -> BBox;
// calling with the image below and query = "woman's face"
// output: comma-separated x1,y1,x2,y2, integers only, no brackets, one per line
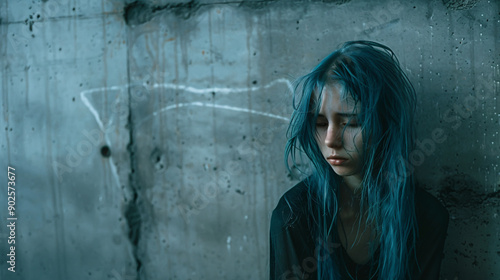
314,83,364,181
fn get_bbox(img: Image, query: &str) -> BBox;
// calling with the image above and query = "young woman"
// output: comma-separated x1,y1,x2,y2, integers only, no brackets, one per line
270,41,449,279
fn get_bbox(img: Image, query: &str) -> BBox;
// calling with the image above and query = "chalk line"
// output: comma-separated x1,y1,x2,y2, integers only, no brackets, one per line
80,78,292,189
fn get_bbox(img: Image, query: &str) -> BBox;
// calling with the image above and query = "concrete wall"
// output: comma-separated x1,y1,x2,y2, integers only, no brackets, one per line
0,0,498,279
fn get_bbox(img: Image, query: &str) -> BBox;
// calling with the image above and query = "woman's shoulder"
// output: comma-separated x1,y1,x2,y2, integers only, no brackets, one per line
412,183,450,278
270,179,311,234
414,184,450,231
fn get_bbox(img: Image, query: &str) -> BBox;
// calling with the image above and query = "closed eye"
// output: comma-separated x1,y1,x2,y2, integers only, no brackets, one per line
315,115,328,128
341,121,359,127
316,121,328,128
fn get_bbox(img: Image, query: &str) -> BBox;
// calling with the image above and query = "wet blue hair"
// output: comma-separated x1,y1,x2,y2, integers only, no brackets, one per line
284,40,419,279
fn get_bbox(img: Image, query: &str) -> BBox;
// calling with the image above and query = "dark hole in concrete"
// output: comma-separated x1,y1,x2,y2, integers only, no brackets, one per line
236,189,245,195
101,145,111,157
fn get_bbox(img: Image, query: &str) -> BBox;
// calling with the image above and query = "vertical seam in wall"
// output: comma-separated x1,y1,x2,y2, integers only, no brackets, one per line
40,1,69,279
125,26,142,280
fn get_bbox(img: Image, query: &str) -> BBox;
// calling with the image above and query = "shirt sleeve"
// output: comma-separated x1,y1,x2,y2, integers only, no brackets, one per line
413,187,450,279
269,207,317,280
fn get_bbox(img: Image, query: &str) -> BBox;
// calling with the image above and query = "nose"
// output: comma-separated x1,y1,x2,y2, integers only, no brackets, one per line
324,125,343,149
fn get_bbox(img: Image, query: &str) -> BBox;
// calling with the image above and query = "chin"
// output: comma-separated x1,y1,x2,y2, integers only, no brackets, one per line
331,167,359,177
330,167,351,176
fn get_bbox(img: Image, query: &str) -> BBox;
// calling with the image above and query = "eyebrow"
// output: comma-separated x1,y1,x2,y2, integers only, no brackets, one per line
317,113,358,117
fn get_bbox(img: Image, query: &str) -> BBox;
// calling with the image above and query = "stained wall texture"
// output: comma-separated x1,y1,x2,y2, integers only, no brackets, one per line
0,0,499,280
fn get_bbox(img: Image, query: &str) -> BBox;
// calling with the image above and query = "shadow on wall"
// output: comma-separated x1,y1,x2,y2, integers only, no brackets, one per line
439,171,500,210
437,171,500,279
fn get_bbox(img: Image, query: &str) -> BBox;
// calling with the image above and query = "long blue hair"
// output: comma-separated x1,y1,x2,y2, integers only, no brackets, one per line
284,40,419,279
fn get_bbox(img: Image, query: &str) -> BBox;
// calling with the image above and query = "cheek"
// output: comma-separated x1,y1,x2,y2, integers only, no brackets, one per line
355,135,364,157
315,129,326,143
355,134,363,147
350,131,364,151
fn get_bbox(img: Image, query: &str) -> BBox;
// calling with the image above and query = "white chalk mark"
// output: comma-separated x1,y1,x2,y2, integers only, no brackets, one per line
151,77,293,94
227,236,231,251
81,89,108,132
79,78,293,190
136,102,289,127
80,85,126,97
80,89,122,189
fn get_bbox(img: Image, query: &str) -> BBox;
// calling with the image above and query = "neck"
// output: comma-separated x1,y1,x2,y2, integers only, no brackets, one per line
341,175,363,193
338,177,363,216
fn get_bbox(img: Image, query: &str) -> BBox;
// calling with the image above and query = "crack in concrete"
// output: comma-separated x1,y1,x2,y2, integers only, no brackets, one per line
124,0,201,26
123,0,352,26
125,37,142,280
124,188,142,279
438,173,500,209
442,0,481,10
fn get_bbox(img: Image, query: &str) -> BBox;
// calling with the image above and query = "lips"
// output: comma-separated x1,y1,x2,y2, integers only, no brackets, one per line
327,155,348,160
327,155,348,166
